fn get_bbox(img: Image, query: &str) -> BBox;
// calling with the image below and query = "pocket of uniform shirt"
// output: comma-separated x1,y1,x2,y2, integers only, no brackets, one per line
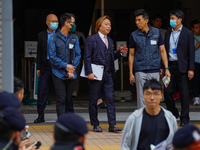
150,40,157,45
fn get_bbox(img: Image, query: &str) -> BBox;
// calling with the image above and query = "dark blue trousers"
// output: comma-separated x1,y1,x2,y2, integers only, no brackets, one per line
89,71,116,126
37,60,52,118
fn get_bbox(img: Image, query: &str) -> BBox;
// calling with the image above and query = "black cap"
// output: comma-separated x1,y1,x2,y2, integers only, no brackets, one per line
1,107,26,131
173,125,200,148
56,113,88,136
0,91,21,109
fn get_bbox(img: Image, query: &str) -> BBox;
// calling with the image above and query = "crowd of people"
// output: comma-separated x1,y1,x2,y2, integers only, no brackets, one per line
1,8,200,150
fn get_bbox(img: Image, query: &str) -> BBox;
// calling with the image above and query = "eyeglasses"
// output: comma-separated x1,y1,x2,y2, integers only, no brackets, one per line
144,93,160,98
47,20,59,23
68,21,76,25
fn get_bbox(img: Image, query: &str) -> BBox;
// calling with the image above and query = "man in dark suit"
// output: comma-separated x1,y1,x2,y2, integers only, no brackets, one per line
163,10,195,126
34,14,59,123
84,16,128,132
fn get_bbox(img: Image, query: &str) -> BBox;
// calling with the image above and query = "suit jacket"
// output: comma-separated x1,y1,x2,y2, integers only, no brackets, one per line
37,30,48,75
84,33,121,77
164,26,195,73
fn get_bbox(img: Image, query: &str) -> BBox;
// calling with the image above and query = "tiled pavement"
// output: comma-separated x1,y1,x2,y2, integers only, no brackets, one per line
22,99,200,150
28,124,124,150
26,123,200,150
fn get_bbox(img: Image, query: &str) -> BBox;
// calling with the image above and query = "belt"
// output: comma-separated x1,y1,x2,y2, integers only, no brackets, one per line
169,61,178,65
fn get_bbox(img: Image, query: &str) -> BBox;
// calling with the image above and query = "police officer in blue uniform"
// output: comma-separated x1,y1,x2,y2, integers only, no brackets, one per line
0,107,26,150
51,113,88,150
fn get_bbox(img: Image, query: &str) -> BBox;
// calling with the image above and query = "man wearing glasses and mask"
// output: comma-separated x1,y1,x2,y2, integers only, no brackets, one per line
48,13,81,118
121,79,177,150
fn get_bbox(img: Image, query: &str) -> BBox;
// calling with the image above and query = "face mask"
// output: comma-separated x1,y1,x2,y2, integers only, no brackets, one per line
50,22,58,30
70,24,76,32
170,20,177,28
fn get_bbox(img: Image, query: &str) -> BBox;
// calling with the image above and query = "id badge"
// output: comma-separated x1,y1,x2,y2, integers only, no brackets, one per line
150,40,157,45
69,43,74,49
172,48,177,54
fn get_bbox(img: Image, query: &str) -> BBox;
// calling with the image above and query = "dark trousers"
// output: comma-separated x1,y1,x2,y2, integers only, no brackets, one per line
52,75,74,118
192,62,200,97
37,60,52,118
164,62,190,122
89,71,116,126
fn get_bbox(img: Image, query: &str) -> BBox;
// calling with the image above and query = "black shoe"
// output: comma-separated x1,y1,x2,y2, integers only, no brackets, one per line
97,102,107,109
180,121,189,127
93,125,102,132
34,117,45,123
108,125,122,132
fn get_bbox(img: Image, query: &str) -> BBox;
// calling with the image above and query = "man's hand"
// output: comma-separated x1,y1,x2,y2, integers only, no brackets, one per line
36,70,40,78
160,69,164,77
88,73,98,80
119,45,128,53
129,73,135,85
68,72,75,79
18,139,37,150
165,69,171,79
188,70,194,80
66,64,75,73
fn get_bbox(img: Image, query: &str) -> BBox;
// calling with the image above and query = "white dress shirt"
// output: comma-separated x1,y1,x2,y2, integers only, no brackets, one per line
98,31,109,47
169,25,183,61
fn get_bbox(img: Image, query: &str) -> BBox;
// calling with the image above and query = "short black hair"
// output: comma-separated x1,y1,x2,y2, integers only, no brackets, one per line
134,9,149,20
14,77,24,94
60,13,76,27
143,79,162,92
54,125,82,142
191,19,200,28
170,10,184,22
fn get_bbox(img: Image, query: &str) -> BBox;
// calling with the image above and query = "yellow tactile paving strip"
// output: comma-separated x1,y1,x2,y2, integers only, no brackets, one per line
28,124,124,150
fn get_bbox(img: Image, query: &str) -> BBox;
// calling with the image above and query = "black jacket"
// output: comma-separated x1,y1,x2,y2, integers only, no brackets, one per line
164,26,195,73
36,30,48,75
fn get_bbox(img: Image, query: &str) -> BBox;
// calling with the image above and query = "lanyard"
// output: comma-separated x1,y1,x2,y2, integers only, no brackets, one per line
194,37,199,42
172,31,180,47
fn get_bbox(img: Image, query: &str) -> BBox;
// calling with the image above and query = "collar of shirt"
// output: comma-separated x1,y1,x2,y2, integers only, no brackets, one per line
59,30,69,42
98,31,107,44
47,29,56,35
171,25,183,34
138,24,151,36
47,29,56,40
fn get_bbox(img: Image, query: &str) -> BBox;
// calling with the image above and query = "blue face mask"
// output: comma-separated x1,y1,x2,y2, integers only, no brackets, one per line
170,20,177,28
50,22,58,30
